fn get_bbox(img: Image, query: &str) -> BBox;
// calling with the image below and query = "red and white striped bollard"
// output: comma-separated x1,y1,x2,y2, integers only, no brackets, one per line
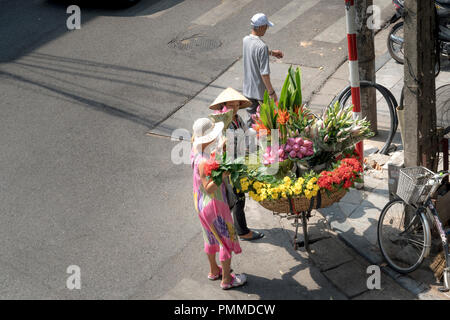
345,0,364,187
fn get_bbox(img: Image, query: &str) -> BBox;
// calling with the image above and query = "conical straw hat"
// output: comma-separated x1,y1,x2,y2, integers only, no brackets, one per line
209,87,252,110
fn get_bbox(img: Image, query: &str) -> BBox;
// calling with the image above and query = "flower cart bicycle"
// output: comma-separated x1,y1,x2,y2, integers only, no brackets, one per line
259,187,347,251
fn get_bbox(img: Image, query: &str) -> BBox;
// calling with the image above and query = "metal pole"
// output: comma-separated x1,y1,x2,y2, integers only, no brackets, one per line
345,0,364,187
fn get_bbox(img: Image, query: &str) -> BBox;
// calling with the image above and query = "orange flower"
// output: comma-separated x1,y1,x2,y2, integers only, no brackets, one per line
252,120,270,137
277,110,290,125
294,105,303,116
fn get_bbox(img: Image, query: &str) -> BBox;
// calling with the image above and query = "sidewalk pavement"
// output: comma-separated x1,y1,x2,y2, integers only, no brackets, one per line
152,15,449,300
311,28,450,300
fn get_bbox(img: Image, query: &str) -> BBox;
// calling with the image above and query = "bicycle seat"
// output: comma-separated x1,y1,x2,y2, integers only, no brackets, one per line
439,25,450,41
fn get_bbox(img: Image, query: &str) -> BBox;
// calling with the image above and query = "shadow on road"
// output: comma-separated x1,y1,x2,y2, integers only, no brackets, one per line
0,0,184,63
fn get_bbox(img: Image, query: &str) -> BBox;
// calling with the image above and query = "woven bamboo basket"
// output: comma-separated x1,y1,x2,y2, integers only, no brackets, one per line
259,188,347,214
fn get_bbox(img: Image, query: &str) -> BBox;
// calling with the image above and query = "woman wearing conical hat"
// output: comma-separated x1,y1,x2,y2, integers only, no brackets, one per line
209,87,265,242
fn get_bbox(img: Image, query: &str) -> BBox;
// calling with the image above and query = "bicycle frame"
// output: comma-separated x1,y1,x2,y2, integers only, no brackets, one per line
424,197,450,291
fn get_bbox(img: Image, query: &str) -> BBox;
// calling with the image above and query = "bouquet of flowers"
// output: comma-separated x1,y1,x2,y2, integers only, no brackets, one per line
317,157,363,191
307,101,374,154
209,105,234,130
205,151,247,187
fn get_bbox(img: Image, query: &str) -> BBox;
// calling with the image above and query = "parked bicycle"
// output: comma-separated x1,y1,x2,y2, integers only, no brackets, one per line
387,0,450,65
377,166,450,292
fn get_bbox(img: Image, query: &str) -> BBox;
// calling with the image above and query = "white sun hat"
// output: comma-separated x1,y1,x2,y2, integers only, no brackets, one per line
209,87,252,110
250,13,274,28
192,118,224,151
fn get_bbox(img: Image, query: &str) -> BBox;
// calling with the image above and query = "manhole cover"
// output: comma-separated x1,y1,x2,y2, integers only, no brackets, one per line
168,36,222,51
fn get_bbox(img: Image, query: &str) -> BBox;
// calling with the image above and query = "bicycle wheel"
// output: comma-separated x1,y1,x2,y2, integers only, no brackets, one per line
378,198,431,273
387,22,404,64
444,269,450,292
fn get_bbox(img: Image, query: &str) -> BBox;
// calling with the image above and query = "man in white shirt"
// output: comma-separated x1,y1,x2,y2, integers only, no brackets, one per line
243,13,283,127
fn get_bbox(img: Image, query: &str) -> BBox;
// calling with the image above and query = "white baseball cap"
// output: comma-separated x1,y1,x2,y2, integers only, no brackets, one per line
250,13,274,28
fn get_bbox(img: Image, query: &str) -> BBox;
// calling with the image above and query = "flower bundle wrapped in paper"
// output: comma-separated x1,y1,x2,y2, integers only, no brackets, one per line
209,106,234,131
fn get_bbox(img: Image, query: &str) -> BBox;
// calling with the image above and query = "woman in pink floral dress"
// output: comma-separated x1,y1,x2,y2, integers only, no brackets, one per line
191,118,246,290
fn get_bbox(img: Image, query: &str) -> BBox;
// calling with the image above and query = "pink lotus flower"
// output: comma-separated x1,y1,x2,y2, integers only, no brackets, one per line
289,150,297,158
214,105,231,114
295,137,304,146
287,138,295,146
303,140,313,148
300,146,307,155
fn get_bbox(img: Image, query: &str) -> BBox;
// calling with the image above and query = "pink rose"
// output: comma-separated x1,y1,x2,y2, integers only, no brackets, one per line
289,150,297,158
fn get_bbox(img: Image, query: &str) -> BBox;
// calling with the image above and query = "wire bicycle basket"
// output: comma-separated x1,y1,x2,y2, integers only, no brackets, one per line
396,167,435,205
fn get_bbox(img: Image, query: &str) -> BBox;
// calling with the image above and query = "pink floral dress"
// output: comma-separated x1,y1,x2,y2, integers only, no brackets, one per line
191,151,242,261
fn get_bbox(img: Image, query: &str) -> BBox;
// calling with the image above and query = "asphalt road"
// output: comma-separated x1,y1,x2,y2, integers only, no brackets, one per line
0,0,391,299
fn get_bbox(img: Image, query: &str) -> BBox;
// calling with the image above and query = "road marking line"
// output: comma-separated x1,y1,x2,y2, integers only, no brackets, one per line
267,0,318,34
191,0,253,26
313,16,346,43
313,0,392,44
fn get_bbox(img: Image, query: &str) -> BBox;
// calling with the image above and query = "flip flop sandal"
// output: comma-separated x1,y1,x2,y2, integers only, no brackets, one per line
240,230,264,241
220,273,247,290
208,266,233,281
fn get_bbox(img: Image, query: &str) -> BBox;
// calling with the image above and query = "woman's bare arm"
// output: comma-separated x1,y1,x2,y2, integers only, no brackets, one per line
199,160,219,194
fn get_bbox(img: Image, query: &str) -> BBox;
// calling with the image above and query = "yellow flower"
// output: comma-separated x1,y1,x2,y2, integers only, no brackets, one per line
296,178,305,185
309,177,318,184
283,176,291,185
281,192,287,198
253,181,262,190
272,192,279,200
311,190,318,197
240,177,249,188
304,190,312,199
313,184,320,192
292,186,302,195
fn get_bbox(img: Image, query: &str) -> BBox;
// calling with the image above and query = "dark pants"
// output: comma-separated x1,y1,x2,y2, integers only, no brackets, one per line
231,189,250,236
246,98,262,129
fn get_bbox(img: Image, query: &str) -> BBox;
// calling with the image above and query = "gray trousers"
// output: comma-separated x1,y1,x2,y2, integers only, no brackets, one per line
245,98,262,128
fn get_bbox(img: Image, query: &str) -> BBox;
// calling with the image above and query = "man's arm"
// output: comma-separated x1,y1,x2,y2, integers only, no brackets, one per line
259,46,278,102
269,49,283,59
261,74,277,102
